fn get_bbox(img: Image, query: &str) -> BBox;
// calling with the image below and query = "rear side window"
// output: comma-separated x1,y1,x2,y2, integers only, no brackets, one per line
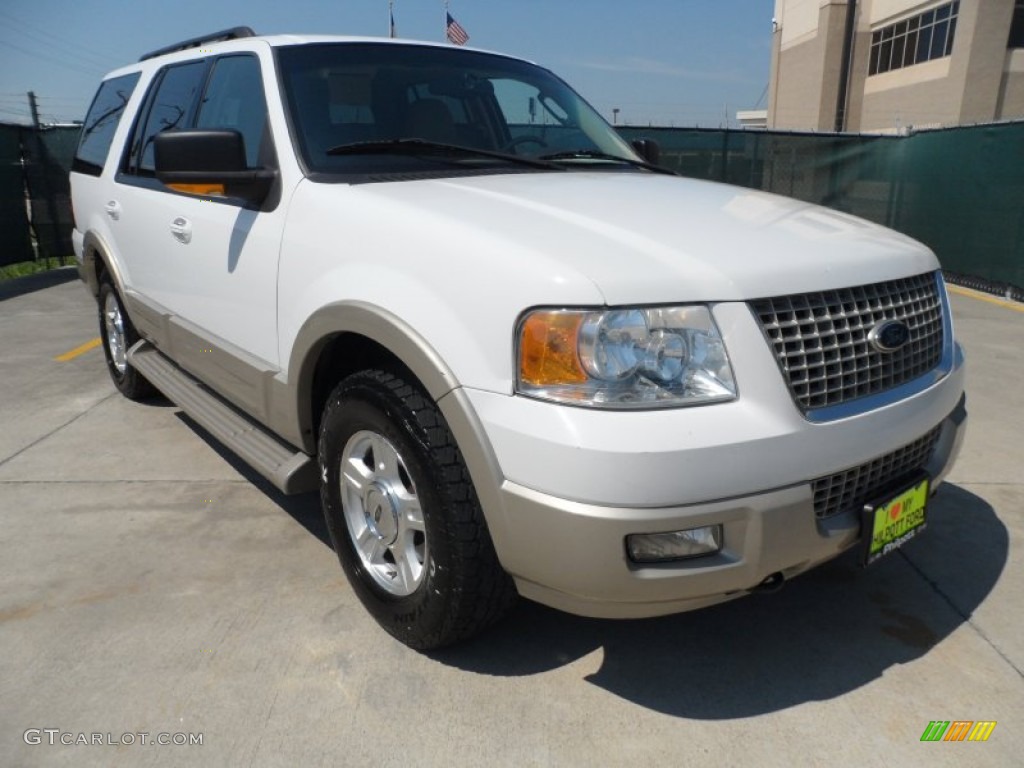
73,72,141,176
195,56,268,168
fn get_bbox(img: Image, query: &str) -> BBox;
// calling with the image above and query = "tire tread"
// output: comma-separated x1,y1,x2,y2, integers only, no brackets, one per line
319,369,515,649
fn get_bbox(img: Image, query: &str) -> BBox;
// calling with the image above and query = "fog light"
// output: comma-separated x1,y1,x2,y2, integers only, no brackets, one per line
627,525,723,563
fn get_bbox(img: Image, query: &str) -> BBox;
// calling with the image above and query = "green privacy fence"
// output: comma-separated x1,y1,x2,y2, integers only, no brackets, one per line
0,124,34,266
0,123,80,268
23,126,79,261
618,122,1024,296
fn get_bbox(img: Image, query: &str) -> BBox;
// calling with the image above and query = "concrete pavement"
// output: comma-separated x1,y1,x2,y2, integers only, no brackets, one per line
1,271,1022,767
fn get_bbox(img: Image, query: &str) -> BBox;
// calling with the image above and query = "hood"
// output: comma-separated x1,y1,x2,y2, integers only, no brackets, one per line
350,170,938,305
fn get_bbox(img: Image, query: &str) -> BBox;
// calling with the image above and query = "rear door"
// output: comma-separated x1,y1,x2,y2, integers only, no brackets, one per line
70,72,142,265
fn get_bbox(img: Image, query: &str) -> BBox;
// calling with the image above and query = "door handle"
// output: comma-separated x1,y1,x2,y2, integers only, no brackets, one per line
105,200,121,220
169,217,193,244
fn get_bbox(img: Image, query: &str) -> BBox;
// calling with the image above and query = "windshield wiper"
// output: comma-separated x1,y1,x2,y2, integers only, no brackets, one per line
325,139,562,170
539,150,677,176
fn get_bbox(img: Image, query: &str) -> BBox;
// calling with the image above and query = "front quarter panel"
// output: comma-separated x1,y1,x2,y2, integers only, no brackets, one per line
276,178,606,397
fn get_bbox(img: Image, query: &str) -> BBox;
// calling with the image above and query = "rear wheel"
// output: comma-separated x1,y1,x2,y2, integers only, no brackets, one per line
98,277,155,400
318,369,515,649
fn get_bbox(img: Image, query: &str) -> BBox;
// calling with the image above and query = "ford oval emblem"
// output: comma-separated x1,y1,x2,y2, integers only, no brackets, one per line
868,319,911,353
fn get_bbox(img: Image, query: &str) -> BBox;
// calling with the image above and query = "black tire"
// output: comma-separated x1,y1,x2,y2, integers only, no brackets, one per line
97,276,156,400
318,369,515,649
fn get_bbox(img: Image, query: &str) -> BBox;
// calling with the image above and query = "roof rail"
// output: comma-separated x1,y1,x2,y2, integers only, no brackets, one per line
139,27,256,62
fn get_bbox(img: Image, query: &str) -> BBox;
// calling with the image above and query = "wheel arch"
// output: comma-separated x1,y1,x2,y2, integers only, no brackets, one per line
286,302,512,577
81,230,126,299
289,301,462,455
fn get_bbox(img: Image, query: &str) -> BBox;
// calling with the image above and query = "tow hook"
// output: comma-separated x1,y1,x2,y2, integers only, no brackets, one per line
751,571,785,594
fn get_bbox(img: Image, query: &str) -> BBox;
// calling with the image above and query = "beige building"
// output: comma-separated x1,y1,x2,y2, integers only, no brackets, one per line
768,0,1024,132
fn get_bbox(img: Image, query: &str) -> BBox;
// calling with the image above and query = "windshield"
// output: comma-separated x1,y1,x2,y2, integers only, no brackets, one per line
277,42,638,178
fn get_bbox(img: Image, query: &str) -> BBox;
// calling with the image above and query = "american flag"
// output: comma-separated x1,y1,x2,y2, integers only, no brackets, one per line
446,12,469,45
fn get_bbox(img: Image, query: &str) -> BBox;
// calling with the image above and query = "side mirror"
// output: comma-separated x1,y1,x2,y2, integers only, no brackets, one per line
154,130,276,205
630,138,662,166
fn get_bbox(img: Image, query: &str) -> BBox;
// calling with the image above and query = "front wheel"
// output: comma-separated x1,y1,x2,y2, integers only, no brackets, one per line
318,369,514,649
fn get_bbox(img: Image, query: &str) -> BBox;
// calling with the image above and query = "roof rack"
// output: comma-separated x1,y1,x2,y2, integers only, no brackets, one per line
139,27,256,62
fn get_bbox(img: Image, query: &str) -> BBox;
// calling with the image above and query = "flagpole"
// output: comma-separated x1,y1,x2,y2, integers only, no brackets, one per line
389,0,395,38
444,1,449,43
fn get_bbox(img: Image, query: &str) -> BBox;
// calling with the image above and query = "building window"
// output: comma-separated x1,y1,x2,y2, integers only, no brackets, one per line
869,1,959,76
1010,0,1024,48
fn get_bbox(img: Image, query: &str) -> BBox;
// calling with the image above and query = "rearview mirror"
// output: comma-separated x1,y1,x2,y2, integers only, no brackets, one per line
154,130,276,206
630,138,662,166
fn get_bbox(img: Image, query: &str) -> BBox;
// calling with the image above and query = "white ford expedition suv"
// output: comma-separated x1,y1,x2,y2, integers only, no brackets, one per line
70,28,966,649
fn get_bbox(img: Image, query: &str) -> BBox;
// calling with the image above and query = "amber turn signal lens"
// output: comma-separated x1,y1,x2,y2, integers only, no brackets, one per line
519,311,587,386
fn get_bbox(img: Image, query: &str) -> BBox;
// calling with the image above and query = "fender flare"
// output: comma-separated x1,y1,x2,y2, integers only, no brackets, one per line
285,300,462,451
284,300,510,558
80,230,126,299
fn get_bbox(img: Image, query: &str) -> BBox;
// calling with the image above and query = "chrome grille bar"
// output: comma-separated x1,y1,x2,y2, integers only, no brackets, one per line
750,272,945,411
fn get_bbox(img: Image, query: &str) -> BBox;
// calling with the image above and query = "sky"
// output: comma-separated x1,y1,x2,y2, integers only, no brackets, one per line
0,0,774,128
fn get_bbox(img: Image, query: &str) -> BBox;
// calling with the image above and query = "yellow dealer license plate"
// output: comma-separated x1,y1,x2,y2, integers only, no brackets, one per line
861,475,929,566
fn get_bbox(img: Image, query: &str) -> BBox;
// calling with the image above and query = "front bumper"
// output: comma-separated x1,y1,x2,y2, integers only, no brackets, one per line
492,395,965,618
443,337,966,618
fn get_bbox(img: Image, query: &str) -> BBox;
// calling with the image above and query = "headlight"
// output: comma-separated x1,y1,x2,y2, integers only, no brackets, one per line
517,305,737,408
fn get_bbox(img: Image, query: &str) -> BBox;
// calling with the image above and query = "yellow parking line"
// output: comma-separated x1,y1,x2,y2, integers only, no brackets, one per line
55,337,102,362
947,284,1024,313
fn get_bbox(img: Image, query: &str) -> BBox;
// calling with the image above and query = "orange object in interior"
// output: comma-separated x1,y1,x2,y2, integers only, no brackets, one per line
166,183,226,196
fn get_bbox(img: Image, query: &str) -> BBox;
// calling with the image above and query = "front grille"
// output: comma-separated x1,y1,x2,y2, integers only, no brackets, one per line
750,273,944,411
812,426,942,519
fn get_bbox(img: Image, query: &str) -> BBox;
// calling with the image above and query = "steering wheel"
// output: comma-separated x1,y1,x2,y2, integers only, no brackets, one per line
503,135,548,153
